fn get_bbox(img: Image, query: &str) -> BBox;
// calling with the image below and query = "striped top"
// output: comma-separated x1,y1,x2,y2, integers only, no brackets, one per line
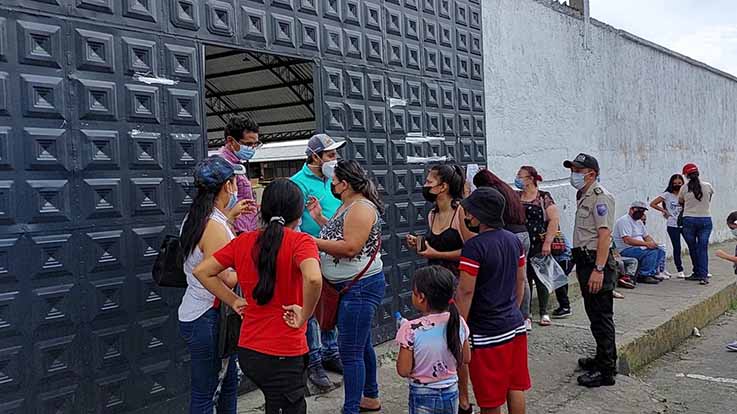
459,229,526,348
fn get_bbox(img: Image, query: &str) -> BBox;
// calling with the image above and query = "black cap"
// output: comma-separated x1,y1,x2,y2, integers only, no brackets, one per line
563,153,600,173
461,187,506,229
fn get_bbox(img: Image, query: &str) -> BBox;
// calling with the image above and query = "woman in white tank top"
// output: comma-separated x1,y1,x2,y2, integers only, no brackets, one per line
178,156,253,414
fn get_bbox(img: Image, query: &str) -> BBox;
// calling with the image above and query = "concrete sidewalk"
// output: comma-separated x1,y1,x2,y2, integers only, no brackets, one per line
237,242,737,413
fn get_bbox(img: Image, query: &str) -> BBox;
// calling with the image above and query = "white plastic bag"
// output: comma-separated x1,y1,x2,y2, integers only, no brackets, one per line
529,255,568,293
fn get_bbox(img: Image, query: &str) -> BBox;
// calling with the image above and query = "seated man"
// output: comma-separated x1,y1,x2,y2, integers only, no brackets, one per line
613,201,666,284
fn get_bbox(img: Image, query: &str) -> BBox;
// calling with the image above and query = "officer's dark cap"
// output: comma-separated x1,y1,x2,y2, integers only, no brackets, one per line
563,153,600,173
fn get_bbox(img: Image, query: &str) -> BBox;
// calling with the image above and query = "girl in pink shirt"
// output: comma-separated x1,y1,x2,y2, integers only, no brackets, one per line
396,266,471,414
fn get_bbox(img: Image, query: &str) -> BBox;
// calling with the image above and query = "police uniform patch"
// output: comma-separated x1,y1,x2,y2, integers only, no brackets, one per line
596,204,608,216
593,187,603,195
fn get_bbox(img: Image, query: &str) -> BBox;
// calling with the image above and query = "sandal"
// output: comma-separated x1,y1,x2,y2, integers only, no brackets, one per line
539,315,552,326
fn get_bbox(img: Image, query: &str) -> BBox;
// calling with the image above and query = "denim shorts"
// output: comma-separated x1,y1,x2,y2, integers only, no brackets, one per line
408,383,458,414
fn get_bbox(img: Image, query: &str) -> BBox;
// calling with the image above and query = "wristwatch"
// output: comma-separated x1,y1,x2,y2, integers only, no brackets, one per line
595,264,605,272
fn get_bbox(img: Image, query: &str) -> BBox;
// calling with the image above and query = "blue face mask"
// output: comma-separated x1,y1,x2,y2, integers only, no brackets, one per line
226,188,238,210
235,146,255,161
570,172,587,190
514,177,525,190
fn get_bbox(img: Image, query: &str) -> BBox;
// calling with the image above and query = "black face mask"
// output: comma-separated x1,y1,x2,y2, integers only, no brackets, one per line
422,186,439,203
330,183,343,200
672,185,682,192
631,211,645,221
464,218,480,233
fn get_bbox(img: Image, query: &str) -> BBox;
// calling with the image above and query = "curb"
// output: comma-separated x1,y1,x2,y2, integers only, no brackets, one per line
617,280,737,375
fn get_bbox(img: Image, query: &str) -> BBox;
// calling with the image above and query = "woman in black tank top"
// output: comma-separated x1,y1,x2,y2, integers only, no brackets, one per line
406,164,473,276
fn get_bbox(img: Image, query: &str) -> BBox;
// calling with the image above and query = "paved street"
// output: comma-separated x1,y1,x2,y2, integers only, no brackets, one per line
637,310,737,414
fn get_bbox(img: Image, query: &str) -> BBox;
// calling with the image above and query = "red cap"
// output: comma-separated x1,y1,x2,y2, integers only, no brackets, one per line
682,163,699,175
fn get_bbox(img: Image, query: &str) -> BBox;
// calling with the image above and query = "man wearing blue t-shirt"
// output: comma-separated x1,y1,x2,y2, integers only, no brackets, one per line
457,187,530,414
290,134,346,392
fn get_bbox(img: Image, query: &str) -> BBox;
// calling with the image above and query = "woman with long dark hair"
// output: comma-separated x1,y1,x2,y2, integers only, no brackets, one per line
406,164,475,276
650,174,686,278
178,156,253,414
473,169,534,331
194,179,323,413
679,163,714,284
308,160,385,414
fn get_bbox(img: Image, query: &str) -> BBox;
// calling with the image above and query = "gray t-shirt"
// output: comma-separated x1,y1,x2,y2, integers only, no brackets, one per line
678,181,714,218
661,192,682,228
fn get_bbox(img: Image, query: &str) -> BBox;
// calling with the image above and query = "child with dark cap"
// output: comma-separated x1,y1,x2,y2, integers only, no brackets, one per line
455,187,530,414
716,211,737,352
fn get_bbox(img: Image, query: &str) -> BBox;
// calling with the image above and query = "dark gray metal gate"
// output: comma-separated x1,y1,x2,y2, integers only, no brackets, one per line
0,0,484,412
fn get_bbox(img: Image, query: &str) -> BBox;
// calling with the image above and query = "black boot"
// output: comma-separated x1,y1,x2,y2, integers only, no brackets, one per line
323,358,344,375
577,357,598,371
577,370,616,387
307,366,333,391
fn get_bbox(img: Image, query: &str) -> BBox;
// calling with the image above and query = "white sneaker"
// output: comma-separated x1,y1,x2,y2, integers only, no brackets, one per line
524,318,533,332
664,270,675,277
654,273,669,281
676,271,686,279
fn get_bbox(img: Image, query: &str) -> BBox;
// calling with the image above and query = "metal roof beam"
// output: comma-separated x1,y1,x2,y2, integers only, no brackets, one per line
205,80,312,98
207,100,313,117
206,59,305,80
206,49,247,61
207,117,315,133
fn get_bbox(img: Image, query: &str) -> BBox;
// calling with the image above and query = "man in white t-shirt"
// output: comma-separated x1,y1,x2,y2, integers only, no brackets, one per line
612,201,666,284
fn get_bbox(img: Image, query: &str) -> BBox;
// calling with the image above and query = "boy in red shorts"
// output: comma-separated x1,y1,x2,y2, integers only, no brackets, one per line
456,187,530,414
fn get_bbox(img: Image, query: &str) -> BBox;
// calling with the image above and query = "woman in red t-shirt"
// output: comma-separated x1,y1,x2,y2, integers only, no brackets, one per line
194,179,323,413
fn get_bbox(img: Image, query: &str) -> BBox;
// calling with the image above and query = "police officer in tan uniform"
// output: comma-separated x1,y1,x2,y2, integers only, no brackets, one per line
564,153,618,387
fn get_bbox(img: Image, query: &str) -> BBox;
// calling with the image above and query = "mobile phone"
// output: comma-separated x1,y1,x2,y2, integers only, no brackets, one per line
416,235,427,252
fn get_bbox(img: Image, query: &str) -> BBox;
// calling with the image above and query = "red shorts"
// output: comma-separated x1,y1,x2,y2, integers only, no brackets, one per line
469,334,531,409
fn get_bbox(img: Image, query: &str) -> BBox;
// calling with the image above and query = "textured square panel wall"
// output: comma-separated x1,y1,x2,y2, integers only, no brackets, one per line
0,0,483,411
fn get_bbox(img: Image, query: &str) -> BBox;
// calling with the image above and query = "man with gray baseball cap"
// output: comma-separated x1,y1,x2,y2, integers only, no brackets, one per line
613,200,667,284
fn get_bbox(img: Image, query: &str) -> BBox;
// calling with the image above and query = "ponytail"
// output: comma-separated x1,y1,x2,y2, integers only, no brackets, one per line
446,301,463,365
180,189,217,257
687,172,703,201
252,219,285,305
251,179,305,306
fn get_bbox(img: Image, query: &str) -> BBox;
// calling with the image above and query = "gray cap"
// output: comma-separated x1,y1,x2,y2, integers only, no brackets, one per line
305,133,346,155
630,201,649,210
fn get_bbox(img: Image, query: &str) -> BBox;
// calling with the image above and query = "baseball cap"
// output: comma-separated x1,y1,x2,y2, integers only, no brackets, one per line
630,201,649,210
306,133,346,156
194,156,246,191
461,187,506,229
563,153,600,173
682,163,699,175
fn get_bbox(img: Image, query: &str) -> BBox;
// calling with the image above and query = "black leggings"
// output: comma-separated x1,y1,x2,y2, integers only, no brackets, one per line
238,348,308,414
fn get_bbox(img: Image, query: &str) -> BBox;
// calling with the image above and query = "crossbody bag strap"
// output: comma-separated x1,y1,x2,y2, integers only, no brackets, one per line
338,238,382,295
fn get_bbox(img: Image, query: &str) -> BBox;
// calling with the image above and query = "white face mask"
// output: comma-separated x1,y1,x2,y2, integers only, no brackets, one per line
321,160,338,179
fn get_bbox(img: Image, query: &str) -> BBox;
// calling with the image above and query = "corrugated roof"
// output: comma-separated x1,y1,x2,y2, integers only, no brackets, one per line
205,47,316,147
207,139,309,163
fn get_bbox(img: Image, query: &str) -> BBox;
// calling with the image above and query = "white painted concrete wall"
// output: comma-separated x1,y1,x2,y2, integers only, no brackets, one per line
482,0,737,252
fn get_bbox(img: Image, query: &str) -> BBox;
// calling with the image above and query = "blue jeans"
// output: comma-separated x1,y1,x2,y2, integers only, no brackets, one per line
682,217,713,279
667,226,685,272
333,272,385,414
409,383,459,414
620,247,665,277
179,308,238,414
307,317,341,368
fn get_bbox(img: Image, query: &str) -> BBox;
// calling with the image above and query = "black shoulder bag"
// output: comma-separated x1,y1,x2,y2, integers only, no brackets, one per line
152,235,187,288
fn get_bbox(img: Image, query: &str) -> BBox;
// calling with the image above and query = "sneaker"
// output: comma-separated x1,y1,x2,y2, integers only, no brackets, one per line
577,371,616,387
637,276,661,284
613,291,625,299
524,318,533,332
617,276,636,289
685,274,700,281
699,279,710,285
726,340,737,352
323,358,344,375
663,270,675,277
654,273,670,280
307,366,333,391
676,271,686,279
552,307,572,319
